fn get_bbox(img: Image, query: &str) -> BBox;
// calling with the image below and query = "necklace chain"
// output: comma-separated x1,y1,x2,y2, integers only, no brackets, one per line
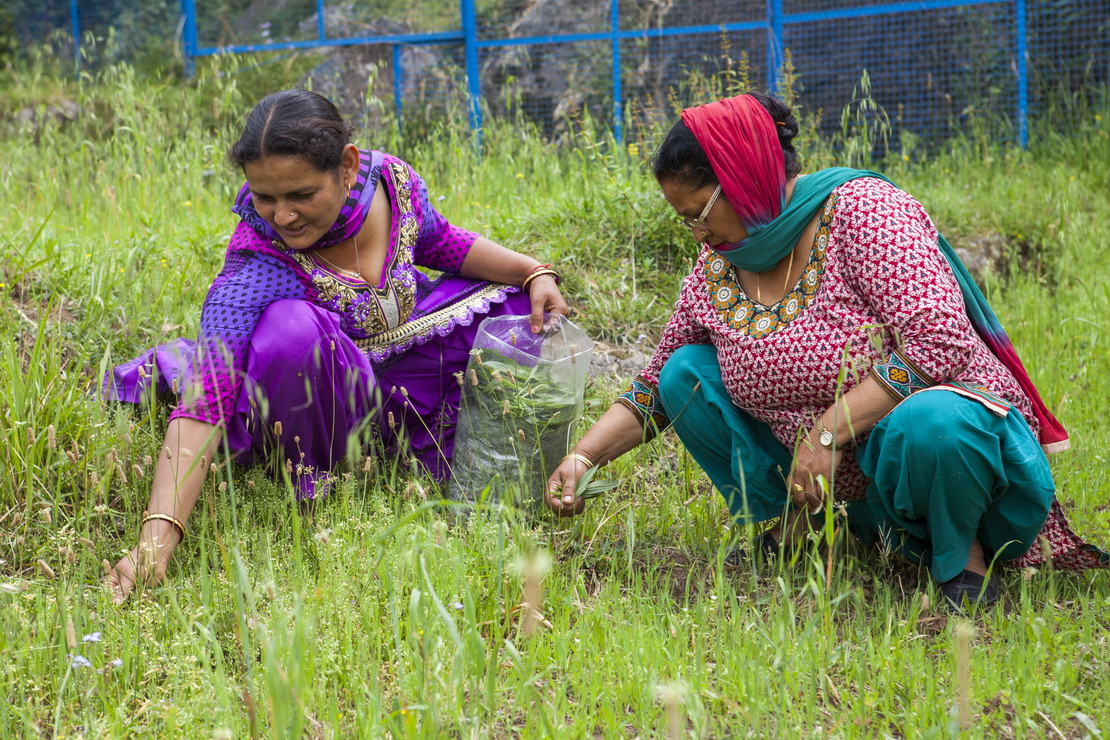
313,235,363,280
752,245,797,306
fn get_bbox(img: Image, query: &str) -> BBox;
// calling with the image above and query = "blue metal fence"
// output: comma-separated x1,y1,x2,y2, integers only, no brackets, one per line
16,1,1110,149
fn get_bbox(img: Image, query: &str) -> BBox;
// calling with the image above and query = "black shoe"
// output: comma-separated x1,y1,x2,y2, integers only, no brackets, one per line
939,570,1000,612
724,530,781,567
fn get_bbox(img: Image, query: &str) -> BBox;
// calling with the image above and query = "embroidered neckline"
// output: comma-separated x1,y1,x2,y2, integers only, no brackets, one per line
703,193,837,338
276,160,419,336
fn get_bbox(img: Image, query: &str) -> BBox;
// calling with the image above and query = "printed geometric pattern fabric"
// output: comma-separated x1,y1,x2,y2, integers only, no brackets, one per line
635,177,1041,501
873,348,934,401
616,375,670,439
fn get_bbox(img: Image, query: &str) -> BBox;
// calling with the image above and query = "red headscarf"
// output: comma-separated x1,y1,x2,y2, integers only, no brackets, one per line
680,94,786,234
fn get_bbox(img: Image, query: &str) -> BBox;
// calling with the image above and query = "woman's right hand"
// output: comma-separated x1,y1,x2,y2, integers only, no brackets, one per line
105,524,178,603
545,456,591,517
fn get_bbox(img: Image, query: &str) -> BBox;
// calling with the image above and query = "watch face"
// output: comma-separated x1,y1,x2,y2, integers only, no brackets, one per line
819,430,835,449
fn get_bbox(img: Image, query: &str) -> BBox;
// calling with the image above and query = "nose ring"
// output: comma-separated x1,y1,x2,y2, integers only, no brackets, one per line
289,212,295,218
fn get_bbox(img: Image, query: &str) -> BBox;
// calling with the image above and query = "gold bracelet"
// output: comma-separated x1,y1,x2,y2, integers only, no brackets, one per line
522,268,560,292
562,452,595,469
141,513,186,541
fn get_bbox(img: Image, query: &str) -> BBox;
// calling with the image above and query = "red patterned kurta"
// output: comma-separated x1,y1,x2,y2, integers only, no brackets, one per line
618,177,1105,570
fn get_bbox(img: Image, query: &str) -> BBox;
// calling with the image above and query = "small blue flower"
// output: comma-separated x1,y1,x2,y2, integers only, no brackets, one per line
68,654,92,668
109,659,123,667
82,632,101,643
451,601,464,610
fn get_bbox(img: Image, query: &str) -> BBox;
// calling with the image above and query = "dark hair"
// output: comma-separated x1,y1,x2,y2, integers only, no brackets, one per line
651,91,801,187
227,89,355,172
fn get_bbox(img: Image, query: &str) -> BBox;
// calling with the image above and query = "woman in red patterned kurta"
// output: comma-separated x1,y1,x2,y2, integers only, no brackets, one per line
546,92,1106,611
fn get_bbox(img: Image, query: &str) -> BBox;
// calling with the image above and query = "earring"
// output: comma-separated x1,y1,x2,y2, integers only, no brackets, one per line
346,180,352,199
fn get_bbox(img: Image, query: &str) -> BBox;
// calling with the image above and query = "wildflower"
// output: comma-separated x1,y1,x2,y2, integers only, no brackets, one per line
451,601,464,610
46,425,56,449
82,632,102,643
274,421,283,437
108,659,123,667
68,655,92,668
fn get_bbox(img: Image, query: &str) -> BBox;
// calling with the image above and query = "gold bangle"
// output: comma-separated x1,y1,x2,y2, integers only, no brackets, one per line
522,268,560,291
141,513,186,541
562,452,595,469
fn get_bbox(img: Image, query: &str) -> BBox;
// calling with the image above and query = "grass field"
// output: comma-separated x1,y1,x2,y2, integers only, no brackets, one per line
1,56,1109,737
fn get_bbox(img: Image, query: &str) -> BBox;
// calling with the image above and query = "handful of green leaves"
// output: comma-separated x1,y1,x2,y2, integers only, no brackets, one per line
573,464,620,501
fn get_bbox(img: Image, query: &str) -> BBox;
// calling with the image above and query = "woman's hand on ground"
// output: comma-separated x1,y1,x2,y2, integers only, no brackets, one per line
527,275,569,333
545,456,590,516
788,442,843,512
104,526,178,603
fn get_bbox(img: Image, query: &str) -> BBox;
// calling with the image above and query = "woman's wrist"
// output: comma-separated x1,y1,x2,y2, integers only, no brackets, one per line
521,264,560,291
140,517,183,548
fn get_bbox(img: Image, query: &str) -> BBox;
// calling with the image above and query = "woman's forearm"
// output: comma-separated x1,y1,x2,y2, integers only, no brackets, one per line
457,236,543,285
141,418,224,544
814,374,899,447
570,403,652,467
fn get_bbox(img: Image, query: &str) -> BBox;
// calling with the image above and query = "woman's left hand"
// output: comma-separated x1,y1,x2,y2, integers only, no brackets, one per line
526,274,569,333
787,439,843,512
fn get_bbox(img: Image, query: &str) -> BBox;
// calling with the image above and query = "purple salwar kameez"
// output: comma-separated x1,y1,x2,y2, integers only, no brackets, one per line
104,150,531,497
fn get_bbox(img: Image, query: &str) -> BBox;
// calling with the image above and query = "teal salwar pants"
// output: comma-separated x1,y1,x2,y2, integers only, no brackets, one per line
658,345,1056,582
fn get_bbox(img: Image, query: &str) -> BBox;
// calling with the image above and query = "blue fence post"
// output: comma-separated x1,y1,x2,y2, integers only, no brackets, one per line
611,0,623,145
69,0,80,77
460,0,483,146
766,0,783,93
316,0,327,41
1015,0,1028,148
181,0,199,78
393,44,404,132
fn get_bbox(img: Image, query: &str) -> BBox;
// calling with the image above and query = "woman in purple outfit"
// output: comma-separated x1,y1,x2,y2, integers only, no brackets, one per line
104,89,567,602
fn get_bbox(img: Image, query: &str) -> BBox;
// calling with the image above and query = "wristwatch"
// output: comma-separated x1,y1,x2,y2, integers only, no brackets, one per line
816,420,835,450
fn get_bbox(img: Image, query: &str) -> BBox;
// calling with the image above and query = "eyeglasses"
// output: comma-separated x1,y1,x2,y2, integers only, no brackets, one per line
681,184,722,233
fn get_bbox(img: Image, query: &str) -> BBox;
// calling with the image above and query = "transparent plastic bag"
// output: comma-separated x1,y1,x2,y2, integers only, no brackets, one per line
446,314,593,509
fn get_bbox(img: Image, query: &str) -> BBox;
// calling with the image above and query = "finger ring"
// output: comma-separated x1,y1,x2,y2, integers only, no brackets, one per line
792,483,806,494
